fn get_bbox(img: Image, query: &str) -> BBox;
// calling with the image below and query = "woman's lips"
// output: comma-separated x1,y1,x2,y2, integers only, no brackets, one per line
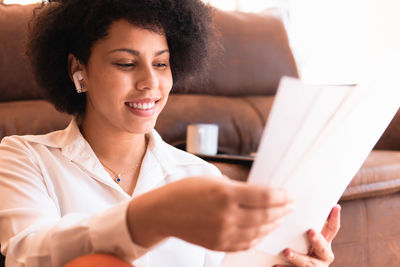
125,99,159,117
127,102,155,110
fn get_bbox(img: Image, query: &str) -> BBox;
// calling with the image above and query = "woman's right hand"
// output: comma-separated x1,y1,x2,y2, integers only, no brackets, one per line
127,176,294,252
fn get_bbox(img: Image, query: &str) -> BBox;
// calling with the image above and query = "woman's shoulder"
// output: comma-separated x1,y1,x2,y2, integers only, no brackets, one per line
1,130,65,150
0,120,77,152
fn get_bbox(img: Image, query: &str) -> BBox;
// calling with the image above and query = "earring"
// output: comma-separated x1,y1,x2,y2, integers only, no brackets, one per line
73,71,84,93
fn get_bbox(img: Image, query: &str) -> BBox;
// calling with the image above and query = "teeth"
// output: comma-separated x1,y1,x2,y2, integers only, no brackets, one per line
128,102,155,110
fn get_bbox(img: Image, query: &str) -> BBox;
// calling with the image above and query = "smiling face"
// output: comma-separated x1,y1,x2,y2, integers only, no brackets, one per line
77,20,173,135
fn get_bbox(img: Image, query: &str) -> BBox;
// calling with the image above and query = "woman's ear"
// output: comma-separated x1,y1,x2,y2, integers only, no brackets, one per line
72,71,84,93
68,53,86,93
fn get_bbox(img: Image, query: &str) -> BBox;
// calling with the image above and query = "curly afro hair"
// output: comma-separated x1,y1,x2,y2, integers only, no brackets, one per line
26,0,217,115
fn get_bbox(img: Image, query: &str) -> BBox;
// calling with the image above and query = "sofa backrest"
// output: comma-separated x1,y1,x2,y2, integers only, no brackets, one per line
173,9,298,96
0,4,44,102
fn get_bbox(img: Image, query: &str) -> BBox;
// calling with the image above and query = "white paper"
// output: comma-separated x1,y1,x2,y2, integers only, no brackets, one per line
222,52,400,266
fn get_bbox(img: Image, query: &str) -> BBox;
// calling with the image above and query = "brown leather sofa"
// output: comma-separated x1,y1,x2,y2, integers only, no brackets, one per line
2,3,400,267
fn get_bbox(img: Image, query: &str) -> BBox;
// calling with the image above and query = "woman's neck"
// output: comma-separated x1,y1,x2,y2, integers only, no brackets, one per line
78,116,148,172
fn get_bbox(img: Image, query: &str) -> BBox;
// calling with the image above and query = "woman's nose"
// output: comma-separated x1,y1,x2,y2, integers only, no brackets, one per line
135,65,159,91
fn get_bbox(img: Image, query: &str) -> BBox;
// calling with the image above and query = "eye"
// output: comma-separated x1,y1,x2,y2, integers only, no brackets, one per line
154,63,169,69
113,63,136,68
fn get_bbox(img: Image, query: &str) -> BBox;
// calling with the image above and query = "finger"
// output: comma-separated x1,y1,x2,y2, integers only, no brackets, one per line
245,222,284,248
225,218,285,251
307,229,334,262
233,183,294,208
321,204,341,242
236,204,294,227
283,248,320,267
235,218,284,244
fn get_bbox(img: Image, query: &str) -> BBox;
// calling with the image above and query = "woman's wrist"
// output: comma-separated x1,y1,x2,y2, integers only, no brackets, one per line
126,191,168,248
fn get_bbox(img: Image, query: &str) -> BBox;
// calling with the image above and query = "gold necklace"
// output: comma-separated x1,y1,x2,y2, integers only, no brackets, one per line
100,161,142,183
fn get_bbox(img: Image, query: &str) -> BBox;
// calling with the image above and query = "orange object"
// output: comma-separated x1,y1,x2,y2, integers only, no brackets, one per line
64,254,134,267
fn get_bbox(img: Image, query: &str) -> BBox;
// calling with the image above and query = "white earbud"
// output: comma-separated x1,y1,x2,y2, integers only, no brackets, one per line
72,71,84,93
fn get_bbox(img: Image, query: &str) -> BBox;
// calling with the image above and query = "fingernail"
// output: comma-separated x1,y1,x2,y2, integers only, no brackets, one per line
274,218,285,227
287,203,296,211
308,229,316,240
284,248,293,259
287,193,296,202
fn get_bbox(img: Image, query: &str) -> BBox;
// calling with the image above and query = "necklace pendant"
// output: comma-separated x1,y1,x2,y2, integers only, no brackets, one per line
116,174,121,183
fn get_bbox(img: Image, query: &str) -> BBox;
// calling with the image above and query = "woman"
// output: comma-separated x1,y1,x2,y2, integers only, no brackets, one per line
0,0,340,266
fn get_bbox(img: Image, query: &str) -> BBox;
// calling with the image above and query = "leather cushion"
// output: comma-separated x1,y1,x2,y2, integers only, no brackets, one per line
333,192,400,266
341,150,400,200
0,100,71,139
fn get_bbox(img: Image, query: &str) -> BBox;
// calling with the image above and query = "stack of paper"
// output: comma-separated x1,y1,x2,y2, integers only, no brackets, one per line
222,53,400,266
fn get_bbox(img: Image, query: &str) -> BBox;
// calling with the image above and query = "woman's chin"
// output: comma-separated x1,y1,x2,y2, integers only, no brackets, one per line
125,121,157,135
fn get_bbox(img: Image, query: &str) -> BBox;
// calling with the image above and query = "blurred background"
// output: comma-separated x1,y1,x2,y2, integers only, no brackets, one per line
4,0,400,85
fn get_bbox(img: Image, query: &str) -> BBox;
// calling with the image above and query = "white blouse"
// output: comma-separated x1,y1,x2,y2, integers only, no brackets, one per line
0,120,224,267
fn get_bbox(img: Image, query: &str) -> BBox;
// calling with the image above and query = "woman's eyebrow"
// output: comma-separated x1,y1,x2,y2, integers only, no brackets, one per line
109,48,139,55
108,48,169,56
155,49,170,56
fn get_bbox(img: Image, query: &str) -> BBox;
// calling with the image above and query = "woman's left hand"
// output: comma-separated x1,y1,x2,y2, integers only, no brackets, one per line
273,204,341,267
